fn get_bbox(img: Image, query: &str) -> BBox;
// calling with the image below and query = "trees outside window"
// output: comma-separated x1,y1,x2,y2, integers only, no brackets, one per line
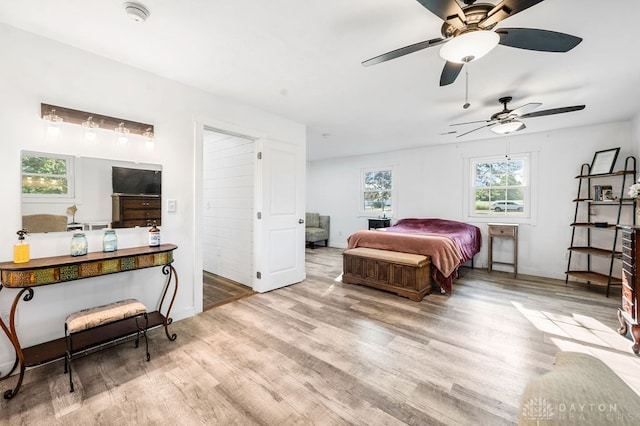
362,168,393,216
21,152,74,197
471,155,528,216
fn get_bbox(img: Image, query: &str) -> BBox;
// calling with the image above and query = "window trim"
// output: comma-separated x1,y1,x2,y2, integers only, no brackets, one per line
360,166,395,218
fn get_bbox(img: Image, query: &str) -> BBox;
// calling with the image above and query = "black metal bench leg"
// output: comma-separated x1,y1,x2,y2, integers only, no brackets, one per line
67,350,74,393
144,313,150,362
65,328,74,393
64,324,69,374
134,316,141,349
135,313,151,361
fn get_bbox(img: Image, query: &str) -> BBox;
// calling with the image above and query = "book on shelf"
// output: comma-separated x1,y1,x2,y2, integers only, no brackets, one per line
593,185,613,201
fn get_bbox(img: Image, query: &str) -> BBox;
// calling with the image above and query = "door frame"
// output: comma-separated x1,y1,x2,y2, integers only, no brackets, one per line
194,118,262,314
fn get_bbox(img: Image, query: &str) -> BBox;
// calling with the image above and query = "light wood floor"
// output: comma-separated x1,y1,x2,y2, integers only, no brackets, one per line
203,271,256,311
1,247,639,425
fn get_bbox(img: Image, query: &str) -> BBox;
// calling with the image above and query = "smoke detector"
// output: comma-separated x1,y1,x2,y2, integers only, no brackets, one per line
124,2,150,22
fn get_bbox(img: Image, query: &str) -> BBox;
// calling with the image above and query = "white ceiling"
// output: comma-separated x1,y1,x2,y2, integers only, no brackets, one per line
1,1,639,161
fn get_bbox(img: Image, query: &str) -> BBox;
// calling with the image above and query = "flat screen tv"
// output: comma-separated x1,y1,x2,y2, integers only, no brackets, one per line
112,166,161,196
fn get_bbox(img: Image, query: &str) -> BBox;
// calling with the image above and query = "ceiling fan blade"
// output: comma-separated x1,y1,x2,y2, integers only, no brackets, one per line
450,119,492,127
415,0,465,25
482,0,545,28
456,123,494,138
496,28,582,52
510,102,542,116
362,37,446,66
440,61,464,86
520,105,585,118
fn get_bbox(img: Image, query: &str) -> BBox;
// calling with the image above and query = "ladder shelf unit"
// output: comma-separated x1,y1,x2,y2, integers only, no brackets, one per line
566,156,636,297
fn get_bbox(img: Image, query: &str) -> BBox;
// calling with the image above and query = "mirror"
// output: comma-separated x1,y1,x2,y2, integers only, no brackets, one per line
21,151,162,233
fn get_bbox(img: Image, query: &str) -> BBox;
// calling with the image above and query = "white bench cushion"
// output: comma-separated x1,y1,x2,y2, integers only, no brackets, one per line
343,247,429,266
66,299,147,334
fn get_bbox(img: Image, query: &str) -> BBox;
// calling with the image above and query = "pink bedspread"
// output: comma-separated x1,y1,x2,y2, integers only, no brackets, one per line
346,218,481,294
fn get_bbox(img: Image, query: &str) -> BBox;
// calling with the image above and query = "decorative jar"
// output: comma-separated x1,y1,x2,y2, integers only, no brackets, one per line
70,233,88,256
102,229,118,252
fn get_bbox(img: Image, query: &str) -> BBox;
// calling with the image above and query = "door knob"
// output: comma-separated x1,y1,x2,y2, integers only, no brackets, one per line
299,219,304,224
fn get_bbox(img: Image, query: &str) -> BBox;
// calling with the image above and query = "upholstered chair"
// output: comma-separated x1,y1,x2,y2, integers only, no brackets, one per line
305,212,330,248
22,214,68,233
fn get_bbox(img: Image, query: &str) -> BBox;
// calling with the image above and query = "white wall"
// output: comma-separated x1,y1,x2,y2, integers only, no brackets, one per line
0,24,305,371
307,121,633,280
632,112,640,156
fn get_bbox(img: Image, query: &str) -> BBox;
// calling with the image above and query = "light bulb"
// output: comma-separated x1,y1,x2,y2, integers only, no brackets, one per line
115,122,130,145
43,109,63,141
82,116,99,143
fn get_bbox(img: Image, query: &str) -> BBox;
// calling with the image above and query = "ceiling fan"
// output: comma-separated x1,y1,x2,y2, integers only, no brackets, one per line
362,0,582,86
449,96,585,137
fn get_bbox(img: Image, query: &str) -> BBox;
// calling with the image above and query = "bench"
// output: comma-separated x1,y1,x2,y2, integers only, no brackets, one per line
64,298,150,392
342,247,432,301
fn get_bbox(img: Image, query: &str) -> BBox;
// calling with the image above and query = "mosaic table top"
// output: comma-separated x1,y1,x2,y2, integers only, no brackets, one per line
0,244,177,288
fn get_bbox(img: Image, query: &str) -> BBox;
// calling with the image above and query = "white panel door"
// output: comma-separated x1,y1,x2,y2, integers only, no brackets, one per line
253,139,305,292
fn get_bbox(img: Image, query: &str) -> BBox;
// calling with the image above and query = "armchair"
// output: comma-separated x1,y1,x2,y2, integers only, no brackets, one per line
305,212,329,249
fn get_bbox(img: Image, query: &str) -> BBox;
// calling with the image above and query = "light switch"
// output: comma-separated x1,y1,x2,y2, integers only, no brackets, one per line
167,199,177,212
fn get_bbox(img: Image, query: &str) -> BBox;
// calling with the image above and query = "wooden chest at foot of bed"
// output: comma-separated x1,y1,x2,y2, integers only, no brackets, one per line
342,247,432,301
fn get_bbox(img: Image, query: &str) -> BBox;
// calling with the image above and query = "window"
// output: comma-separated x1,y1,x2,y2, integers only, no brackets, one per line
362,167,394,216
471,154,529,217
21,151,74,198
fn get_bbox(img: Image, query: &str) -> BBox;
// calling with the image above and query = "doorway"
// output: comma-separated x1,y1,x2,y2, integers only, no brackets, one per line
197,123,306,312
202,129,255,309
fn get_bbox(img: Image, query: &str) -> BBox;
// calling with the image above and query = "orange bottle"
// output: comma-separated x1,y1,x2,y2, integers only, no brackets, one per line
13,229,30,264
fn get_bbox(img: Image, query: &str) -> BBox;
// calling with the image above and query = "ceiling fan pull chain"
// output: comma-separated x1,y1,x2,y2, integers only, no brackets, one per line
463,64,470,109
505,137,511,160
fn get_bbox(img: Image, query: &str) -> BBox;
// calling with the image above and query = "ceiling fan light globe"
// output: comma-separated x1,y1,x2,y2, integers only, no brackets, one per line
439,31,500,63
491,120,525,135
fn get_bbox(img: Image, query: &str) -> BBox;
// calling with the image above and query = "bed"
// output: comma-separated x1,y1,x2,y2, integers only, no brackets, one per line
346,218,482,294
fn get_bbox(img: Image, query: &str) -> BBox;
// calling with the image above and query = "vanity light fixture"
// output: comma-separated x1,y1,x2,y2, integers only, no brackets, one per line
115,122,130,145
82,116,99,142
40,103,154,144
143,127,155,150
42,108,63,138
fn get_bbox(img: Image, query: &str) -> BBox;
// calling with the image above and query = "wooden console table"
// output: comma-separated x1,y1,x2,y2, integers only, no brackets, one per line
0,244,178,399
